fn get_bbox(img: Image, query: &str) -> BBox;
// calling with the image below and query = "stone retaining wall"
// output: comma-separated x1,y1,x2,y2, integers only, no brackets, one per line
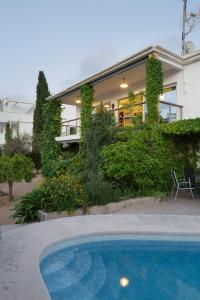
38,197,161,222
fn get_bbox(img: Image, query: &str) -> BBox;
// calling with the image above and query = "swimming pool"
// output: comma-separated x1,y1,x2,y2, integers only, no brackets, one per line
40,234,200,300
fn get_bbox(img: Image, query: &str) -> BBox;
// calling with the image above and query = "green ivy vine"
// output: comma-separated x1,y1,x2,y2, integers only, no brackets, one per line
41,99,61,177
145,56,163,125
80,84,94,153
160,118,200,135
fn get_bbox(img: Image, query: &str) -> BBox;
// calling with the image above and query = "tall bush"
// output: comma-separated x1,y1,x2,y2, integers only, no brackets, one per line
4,122,12,156
32,71,50,170
145,56,163,125
81,103,117,205
84,103,116,171
41,99,61,177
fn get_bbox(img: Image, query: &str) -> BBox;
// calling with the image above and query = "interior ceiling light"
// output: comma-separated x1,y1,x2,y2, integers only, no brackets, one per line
120,78,128,89
75,96,81,104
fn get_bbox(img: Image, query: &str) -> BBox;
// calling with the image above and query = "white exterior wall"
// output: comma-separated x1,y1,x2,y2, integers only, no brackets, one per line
181,60,200,119
164,58,200,120
0,100,34,147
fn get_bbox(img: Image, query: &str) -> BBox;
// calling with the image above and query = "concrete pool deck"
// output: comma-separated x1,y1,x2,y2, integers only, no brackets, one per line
1,214,200,300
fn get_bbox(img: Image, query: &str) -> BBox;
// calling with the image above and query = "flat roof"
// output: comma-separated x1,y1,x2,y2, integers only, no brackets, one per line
48,45,200,102
48,45,184,101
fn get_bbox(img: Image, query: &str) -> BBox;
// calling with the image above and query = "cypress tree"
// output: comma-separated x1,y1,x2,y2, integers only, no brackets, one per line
4,122,12,156
32,71,50,170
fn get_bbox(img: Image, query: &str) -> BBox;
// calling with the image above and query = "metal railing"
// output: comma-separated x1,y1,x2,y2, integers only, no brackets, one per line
61,118,81,136
115,100,183,125
60,101,183,136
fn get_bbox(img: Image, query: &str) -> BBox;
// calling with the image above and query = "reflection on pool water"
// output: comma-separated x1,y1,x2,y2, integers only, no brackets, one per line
40,235,200,300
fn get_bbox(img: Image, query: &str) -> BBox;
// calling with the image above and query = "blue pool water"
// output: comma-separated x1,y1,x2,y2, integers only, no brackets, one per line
40,235,200,300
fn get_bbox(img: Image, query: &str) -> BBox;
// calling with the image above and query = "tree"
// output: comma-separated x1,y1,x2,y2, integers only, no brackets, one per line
32,71,50,169
4,122,12,156
7,134,32,156
41,99,61,177
0,154,35,201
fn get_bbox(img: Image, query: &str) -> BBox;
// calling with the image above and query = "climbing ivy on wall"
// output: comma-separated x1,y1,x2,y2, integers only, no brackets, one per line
80,84,94,153
160,118,200,168
160,118,200,135
41,99,61,177
145,55,163,125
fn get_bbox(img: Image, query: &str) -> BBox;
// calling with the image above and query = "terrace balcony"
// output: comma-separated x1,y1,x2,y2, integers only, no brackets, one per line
56,100,183,146
51,46,185,146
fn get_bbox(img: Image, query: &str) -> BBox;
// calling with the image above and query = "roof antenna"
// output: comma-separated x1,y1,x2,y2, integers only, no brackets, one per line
182,0,200,56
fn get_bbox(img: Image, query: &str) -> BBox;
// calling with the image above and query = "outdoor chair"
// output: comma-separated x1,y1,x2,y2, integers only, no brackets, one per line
184,167,200,189
171,170,195,201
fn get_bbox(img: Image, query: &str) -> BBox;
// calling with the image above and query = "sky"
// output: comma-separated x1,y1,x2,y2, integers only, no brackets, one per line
0,0,200,102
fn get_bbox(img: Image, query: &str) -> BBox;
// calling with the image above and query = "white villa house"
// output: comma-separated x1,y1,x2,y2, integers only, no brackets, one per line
48,45,200,146
0,99,35,148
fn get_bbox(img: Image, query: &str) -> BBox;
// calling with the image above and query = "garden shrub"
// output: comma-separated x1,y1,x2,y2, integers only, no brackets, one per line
42,175,84,212
101,128,176,195
79,103,118,205
13,174,84,223
50,152,85,178
84,103,116,170
115,126,134,142
12,187,46,223
84,172,119,206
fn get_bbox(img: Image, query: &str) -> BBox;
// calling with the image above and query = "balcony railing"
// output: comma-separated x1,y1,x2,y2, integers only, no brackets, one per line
60,101,183,137
61,117,81,136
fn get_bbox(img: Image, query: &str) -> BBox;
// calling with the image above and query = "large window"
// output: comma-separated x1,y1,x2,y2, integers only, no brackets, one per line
118,93,143,126
159,86,177,122
118,86,177,126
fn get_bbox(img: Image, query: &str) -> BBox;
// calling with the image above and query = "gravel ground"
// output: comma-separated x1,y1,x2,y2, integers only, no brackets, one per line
0,175,42,225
